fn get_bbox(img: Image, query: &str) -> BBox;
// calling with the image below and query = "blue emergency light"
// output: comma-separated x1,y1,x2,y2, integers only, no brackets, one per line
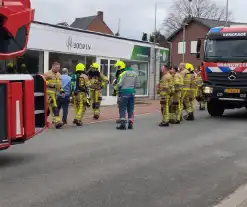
209,27,223,33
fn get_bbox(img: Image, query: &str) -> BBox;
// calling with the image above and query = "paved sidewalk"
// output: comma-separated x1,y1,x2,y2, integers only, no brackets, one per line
214,183,247,207
48,100,160,128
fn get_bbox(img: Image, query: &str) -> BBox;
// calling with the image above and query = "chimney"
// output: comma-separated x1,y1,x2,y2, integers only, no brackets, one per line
97,11,103,21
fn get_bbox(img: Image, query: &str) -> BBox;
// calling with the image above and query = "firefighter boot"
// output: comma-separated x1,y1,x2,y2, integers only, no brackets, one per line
159,122,169,127
55,122,64,129
74,119,83,126
199,102,206,110
184,112,194,121
128,120,133,129
116,120,126,130
93,114,99,120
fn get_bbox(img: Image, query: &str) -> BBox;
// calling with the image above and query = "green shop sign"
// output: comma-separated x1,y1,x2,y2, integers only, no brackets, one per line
160,49,169,63
131,45,150,61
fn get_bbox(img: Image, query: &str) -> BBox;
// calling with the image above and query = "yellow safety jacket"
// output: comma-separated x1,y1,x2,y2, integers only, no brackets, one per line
89,73,108,89
43,70,63,94
158,73,173,97
183,70,193,91
77,73,90,92
195,72,203,88
173,72,183,92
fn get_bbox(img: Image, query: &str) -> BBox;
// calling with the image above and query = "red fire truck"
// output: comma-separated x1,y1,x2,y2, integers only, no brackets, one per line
196,25,247,116
0,0,47,150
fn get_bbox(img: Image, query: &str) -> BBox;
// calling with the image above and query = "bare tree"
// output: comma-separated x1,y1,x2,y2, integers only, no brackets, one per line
163,0,233,37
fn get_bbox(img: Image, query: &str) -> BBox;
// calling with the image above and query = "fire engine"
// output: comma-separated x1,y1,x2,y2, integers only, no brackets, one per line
0,0,47,150
196,25,247,116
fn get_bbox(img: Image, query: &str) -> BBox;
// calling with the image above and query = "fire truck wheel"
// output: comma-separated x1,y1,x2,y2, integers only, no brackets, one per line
207,100,224,117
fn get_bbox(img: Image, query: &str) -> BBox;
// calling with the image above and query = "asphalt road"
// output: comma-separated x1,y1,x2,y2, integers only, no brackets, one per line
2,109,247,207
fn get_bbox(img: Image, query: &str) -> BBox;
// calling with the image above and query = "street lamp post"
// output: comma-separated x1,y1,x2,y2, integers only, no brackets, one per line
225,0,229,26
182,23,186,62
153,1,173,99
153,3,157,100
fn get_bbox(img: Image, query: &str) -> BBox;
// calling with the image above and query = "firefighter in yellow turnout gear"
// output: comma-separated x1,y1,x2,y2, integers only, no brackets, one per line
195,66,206,110
183,63,196,121
87,62,109,119
157,65,173,127
71,63,90,126
169,66,183,124
43,61,64,129
179,63,189,121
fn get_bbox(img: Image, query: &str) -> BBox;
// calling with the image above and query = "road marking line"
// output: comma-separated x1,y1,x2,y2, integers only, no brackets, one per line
213,183,247,207
84,110,160,125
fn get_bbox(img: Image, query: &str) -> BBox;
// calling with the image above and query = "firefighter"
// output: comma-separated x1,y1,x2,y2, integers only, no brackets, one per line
19,63,28,74
71,63,90,126
113,60,127,123
87,62,109,119
6,62,17,74
169,65,183,124
157,64,173,127
195,65,206,110
179,62,189,121
43,61,64,129
183,63,196,121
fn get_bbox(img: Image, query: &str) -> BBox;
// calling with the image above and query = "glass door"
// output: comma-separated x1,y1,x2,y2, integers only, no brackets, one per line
99,59,109,97
109,60,117,96
98,58,119,105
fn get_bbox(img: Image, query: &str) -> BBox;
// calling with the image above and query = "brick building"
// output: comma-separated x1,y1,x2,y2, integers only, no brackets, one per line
56,11,113,35
70,11,113,35
167,17,246,68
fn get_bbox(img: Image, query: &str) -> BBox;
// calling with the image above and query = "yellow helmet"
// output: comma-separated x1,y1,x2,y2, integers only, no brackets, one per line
20,63,26,67
76,63,85,72
90,62,100,70
114,60,126,70
7,62,13,67
185,63,194,71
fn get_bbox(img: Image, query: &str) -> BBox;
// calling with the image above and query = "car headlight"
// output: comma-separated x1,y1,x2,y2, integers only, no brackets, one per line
203,86,213,94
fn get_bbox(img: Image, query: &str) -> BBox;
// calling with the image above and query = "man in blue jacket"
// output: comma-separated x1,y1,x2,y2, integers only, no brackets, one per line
57,68,71,124
115,65,138,130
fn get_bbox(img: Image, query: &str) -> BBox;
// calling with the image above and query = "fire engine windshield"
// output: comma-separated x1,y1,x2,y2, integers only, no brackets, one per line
0,25,27,54
205,39,247,61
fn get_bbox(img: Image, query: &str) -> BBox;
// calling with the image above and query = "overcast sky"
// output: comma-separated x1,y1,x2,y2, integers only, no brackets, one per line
32,0,247,40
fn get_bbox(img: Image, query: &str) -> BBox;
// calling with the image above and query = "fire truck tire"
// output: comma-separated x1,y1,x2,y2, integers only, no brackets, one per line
207,100,224,117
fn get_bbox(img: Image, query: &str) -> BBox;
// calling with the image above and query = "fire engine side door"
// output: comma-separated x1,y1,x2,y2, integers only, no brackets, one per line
0,81,9,148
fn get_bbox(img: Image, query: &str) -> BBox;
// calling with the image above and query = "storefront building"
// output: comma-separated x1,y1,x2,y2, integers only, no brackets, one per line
0,21,169,105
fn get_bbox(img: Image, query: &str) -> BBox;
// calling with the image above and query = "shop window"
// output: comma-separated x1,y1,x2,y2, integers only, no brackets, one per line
49,52,95,75
85,56,96,69
125,61,148,95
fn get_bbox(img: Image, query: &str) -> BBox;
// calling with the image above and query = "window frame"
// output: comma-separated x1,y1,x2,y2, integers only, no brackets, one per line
178,41,186,54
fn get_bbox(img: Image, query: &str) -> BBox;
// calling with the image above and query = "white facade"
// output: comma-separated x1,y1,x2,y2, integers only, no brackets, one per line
25,22,169,105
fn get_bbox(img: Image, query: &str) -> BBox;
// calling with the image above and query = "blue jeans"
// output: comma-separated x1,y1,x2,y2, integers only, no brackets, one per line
119,93,134,122
57,95,70,122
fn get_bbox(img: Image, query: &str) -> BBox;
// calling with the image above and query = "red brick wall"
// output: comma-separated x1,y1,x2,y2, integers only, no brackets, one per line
170,22,209,68
87,17,113,35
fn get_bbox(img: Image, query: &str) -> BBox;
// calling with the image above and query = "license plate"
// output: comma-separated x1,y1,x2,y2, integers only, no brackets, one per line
224,88,240,93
